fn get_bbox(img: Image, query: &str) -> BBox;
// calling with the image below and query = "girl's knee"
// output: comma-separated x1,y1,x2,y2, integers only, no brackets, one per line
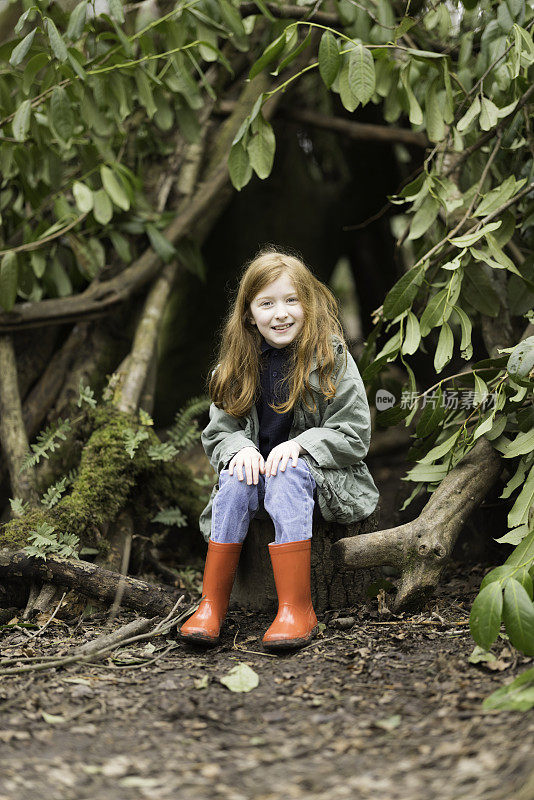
219,468,259,495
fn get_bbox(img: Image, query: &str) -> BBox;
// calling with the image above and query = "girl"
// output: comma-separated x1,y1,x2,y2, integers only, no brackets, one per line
180,246,379,652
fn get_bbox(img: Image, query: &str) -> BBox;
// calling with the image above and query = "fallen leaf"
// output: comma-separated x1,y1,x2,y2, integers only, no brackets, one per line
373,714,401,731
220,663,259,693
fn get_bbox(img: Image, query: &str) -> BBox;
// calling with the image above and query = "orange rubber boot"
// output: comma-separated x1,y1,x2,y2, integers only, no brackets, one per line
179,539,242,646
262,539,318,652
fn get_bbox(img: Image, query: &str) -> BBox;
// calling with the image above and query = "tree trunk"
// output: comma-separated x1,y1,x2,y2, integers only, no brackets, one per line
230,508,381,613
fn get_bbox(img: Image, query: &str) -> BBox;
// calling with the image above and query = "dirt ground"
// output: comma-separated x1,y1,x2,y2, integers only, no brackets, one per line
1,453,533,800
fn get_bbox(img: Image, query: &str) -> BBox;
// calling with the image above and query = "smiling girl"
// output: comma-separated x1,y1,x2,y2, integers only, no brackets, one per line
179,246,379,652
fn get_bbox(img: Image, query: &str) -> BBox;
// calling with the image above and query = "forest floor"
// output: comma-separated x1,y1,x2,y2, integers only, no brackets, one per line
1,453,533,800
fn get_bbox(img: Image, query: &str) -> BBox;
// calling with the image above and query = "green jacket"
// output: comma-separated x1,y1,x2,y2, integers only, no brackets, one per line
198,334,379,541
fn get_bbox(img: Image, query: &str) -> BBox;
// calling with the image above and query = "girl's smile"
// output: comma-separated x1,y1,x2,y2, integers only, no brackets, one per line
249,273,304,348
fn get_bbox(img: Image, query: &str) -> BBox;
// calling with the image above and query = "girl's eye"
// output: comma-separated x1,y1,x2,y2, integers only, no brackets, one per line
260,298,298,306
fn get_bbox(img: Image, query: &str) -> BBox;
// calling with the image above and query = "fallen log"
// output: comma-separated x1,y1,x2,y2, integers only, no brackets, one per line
0,548,179,617
331,437,503,611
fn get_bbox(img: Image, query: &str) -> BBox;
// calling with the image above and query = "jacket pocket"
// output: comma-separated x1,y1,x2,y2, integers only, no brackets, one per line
319,464,375,524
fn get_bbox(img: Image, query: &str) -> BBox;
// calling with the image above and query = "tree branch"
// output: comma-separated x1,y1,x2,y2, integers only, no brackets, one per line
332,437,503,611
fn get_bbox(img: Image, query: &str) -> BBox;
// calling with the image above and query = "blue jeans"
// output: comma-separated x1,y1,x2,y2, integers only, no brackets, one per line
210,457,317,544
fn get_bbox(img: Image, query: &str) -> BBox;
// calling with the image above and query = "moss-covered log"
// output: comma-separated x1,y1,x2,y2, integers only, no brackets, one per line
1,403,206,555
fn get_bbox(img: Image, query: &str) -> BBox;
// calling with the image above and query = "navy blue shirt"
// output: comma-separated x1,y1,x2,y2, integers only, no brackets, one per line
255,335,294,461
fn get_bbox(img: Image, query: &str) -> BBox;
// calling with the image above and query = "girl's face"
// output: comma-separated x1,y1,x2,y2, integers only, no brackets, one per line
248,272,304,349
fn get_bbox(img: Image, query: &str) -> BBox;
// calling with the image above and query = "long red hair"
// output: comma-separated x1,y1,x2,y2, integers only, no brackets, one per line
208,245,345,417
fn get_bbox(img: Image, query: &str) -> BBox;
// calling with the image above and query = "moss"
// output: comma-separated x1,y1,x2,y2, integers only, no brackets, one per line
0,509,50,549
1,404,158,550
54,404,156,546
1,402,207,554
132,458,208,528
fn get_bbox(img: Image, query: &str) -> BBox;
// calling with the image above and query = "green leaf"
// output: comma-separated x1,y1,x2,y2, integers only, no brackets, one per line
383,263,425,318
473,176,525,218
50,86,74,142
462,264,500,316
503,579,534,655
415,387,444,437
504,432,534,460
228,141,252,190
473,372,489,406
425,75,446,142
400,62,423,125
22,52,49,96
407,195,440,240
508,466,534,529
247,115,275,179
452,305,473,359
318,31,340,88
9,29,37,67
468,645,497,664
419,428,461,464
347,42,375,104
338,58,359,112
14,7,37,35
419,288,451,336
92,188,113,225
135,69,157,119
473,409,496,441
507,336,534,379
100,166,130,211
12,99,32,141
456,95,480,133
274,26,312,75
66,1,87,40
449,221,502,247
434,321,454,373
109,0,125,23
469,581,503,650
505,529,534,569
30,252,46,279
72,181,93,213
219,0,247,41
248,28,287,80
0,252,19,311
403,462,449,482
479,95,499,131
220,662,259,692
401,311,420,355
146,224,176,262
250,0,276,20
484,233,526,279
46,17,68,62
483,666,534,711
480,564,516,590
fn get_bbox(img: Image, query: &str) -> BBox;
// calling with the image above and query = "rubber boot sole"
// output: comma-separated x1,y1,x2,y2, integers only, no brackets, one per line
179,630,220,647
262,624,318,652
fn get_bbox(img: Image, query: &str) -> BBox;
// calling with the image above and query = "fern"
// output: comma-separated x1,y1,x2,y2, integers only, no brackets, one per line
24,522,79,561
147,442,179,462
41,476,69,509
167,395,210,453
152,506,188,527
19,418,72,474
9,497,30,517
123,427,149,458
194,472,216,489
139,408,154,427
77,378,97,408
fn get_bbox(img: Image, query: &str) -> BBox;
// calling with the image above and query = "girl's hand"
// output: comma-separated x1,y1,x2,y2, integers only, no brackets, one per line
265,441,304,477
228,447,265,485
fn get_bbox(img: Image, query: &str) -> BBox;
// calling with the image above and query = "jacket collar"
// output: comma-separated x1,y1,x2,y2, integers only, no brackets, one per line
259,333,343,371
